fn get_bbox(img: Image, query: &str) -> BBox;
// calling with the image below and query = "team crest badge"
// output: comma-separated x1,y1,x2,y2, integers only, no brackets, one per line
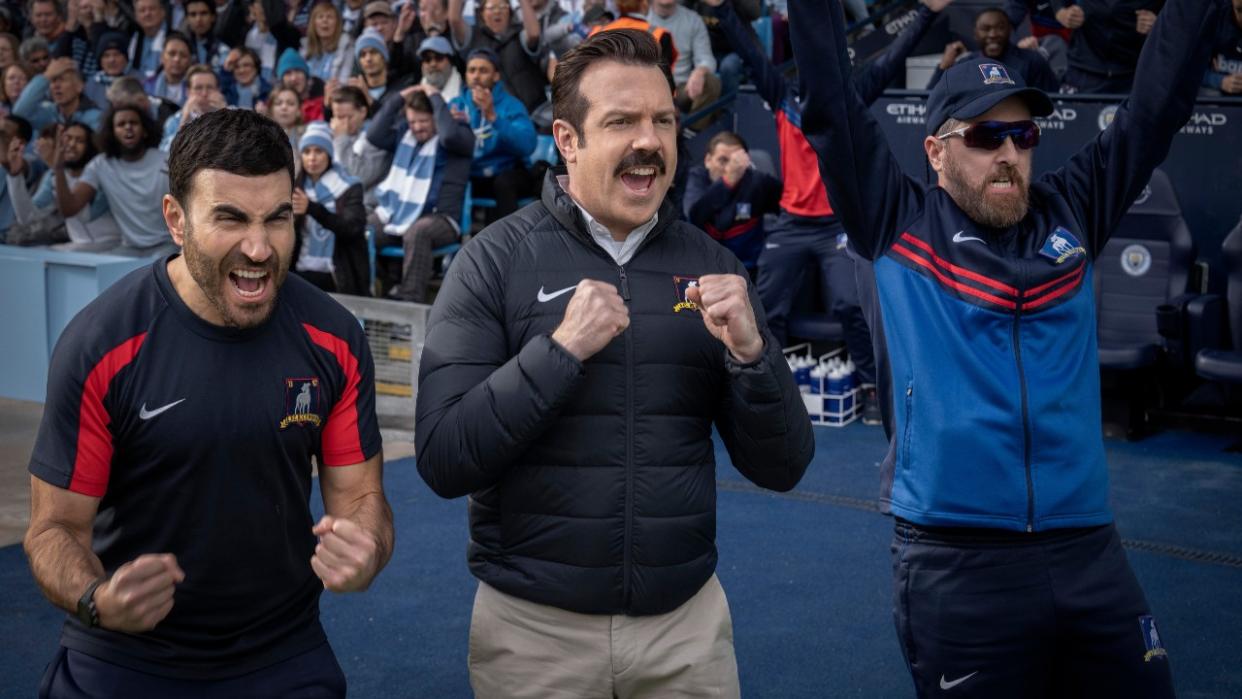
736,202,752,221
280,378,322,429
1121,244,1153,277
979,63,1014,86
1139,615,1168,662
1039,226,1086,264
673,275,701,313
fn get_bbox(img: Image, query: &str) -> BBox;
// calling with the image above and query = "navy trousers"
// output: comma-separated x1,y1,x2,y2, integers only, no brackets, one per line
755,213,875,384
38,641,346,699
892,521,1175,698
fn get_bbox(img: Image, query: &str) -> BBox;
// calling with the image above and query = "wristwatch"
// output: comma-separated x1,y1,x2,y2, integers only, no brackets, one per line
76,577,105,628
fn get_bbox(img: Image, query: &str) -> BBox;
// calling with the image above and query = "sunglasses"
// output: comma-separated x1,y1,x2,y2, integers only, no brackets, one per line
938,120,1041,150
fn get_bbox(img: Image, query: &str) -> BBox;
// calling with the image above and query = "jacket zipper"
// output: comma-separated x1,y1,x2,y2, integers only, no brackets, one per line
1011,259,1035,532
618,265,635,610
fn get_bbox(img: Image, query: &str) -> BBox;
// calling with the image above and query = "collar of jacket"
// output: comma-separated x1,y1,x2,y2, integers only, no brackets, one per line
539,170,680,259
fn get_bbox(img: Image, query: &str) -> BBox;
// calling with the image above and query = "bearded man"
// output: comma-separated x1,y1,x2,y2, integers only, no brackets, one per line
789,0,1224,694
24,108,392,697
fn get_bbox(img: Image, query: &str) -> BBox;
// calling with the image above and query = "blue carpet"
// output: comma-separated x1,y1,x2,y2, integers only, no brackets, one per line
2,424,1239,697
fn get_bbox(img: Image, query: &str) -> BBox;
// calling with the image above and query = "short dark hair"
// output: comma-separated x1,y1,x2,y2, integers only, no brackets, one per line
163,29,191,53
552,28,673,146
64,121,99,166
96,103,161,158
706,130,747,156
183,0,215,12
30,0,65,18
975,7,1010,26
168,108,294,207
330,84,368,111
404,90,433,114
4,113,32,142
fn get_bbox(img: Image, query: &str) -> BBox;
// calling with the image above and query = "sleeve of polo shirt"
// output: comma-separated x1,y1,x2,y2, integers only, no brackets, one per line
305,318,383,466
1043,0,1226,256
786,0,924,261
28,314,148,498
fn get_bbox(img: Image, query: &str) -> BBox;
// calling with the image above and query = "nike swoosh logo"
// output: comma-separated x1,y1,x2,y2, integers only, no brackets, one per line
952,231,986,244
139,399,186,420
940,672,978,690
536,284,578,303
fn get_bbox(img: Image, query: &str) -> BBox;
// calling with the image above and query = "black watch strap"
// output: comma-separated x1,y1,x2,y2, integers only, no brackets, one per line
76,577,105,628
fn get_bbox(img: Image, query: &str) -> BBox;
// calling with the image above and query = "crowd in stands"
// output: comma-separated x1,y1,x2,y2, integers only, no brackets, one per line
0,0,1239,345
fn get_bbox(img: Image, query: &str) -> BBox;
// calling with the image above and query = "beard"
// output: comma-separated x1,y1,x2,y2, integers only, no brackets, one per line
424,66,450,90
182,218,288,329
942,154,1030,229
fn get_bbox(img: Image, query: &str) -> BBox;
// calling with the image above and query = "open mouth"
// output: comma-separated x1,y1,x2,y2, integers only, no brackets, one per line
987,176,1017,193
229,268,270,301
620,166,657,196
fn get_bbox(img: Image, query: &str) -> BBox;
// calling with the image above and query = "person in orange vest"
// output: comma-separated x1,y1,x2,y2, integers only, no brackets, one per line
589,0,677,83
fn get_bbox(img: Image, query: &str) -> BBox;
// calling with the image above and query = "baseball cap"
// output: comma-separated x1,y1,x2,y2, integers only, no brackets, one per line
364,0,394,18
418,35,453,58
925,57,1054,136
466,47,500,69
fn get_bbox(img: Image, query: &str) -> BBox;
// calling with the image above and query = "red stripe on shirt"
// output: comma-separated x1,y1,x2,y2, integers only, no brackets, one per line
70,333,147,497
1025,265,1086,309
303,323,366,466
1024,261,1085,297
892,243,1018,309
705,218,760,241
898,233,1020,297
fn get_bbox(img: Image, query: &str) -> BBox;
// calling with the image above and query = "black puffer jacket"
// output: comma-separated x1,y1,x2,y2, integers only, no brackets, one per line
415,173,814,615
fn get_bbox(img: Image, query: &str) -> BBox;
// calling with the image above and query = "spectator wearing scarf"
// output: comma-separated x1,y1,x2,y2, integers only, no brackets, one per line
365,85,473,301
293,122,370,294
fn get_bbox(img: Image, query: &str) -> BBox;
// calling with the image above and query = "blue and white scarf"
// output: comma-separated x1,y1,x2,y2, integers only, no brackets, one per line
297,165,359,274
146,72,187,106
374,133,439,235
246,25,280,83
130,27,166,79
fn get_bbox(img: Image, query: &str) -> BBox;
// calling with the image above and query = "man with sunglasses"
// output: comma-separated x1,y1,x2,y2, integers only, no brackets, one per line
789,0,1225,694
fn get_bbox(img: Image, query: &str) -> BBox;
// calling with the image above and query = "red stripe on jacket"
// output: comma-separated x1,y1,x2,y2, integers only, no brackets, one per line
892,244,1018,309
70,333,147,496
899,233,1020,297
303,323,366,466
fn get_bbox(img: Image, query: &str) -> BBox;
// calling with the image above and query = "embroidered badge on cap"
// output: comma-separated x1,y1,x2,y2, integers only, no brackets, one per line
280,377,322,429
673,275,701,313
1039,226,1086,264
979,63,1015,86
1139,615,1167,662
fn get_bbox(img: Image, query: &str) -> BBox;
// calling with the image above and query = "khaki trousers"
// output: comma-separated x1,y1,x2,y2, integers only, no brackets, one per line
468,575,741,699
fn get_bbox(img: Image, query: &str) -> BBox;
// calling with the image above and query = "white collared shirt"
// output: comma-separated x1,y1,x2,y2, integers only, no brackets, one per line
558,175,658,266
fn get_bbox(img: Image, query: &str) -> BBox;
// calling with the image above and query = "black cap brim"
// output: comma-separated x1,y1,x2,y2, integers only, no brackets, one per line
952,86,1054,123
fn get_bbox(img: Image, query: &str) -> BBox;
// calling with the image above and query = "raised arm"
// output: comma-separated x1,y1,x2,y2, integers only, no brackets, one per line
854,1,946,104
448,0,471,50
705,0,787,110
431,91,476,155
1044,0,1226,255
788,0,923,259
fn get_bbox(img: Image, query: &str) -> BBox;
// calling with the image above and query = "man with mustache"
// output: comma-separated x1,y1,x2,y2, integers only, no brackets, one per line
416,29,813,698
24,108,392,696
789,0,1223,694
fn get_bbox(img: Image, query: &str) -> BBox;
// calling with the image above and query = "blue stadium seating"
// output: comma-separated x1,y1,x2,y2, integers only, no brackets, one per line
373,183,474,295
1193,217,1242,384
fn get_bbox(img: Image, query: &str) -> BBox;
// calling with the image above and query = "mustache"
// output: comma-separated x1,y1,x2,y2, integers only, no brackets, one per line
614,150,666,178
223,250,279,276
987,163,1025,187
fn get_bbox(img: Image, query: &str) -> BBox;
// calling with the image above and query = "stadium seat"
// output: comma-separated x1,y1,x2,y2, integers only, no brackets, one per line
1095,169,1196,370
1193,217,1242,384
527,133,559,170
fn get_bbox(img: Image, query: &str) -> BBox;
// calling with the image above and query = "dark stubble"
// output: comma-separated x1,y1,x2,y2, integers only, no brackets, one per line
182,218,288,329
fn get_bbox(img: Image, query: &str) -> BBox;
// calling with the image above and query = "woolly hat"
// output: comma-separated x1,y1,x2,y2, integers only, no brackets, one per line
276,47,310,80
354,28,389,63
300,121,335,159
95,31,128,59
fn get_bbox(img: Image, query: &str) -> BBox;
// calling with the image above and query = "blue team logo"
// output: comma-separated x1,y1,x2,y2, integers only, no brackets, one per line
735,202,752,221
979,63,1015,86
1139,615,1168,662
1039,226,1086,264
673,275,701,313
280,377,322,429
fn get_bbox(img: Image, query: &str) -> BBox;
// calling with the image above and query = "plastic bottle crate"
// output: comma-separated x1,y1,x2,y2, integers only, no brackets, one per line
783,343,860,427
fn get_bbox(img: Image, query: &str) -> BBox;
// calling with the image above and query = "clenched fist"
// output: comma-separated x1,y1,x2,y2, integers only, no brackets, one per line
94,553,185,632
684,274,764,363
550,280,630,361
311,515,382,593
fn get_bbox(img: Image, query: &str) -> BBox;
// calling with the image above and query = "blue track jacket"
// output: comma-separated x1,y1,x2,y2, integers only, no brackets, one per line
789,0,1225,531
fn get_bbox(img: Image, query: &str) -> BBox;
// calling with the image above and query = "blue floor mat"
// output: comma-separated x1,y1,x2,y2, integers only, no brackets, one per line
2,425,1239,698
